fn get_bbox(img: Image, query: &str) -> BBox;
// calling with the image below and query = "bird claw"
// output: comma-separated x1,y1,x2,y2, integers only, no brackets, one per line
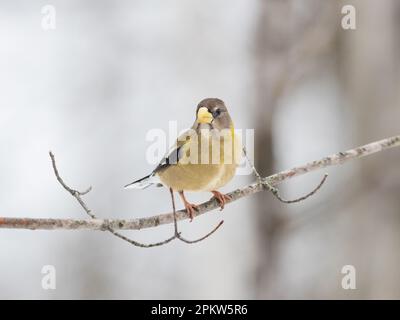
183,202,199,222
211,191,231,211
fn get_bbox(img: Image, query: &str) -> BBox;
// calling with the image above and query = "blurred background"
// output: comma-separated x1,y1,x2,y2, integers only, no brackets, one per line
0,0,399,299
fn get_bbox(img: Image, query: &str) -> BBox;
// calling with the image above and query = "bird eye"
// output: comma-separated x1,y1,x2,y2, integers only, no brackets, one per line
213,109,221,117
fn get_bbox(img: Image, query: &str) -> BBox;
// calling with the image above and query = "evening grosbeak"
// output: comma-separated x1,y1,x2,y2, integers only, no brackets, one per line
125,98,242,220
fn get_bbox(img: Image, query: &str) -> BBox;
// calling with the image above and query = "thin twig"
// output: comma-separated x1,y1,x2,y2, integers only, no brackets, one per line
242,146,262,181
263,173,328,204
1,135,399,232
49,151,175,248
50,152,94,218
106,227,176,248
243,146,328,203
170,188,224,244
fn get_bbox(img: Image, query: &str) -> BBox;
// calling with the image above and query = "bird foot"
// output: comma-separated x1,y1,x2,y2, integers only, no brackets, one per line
211,191,231,211
183,201,199,222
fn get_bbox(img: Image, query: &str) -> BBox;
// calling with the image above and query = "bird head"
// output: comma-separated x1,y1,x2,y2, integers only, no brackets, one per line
195,98,232,130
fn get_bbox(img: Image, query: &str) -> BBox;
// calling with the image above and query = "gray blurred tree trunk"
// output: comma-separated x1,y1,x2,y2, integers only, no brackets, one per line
338,0,400,297
254,0,339,298
253,0,292,297
255,0,400,299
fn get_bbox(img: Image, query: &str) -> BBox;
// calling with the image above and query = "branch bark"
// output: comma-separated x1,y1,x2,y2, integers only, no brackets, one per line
0,135,399,231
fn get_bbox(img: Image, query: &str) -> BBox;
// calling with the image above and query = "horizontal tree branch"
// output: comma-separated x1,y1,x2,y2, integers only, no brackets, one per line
0,135,399,231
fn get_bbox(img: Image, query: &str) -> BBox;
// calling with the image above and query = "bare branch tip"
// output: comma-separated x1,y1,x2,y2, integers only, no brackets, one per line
176,219,224,244
80,186,93,195
266,172,328,204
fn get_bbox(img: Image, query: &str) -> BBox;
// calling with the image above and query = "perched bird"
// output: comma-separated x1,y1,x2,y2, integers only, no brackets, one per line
125,98,242,220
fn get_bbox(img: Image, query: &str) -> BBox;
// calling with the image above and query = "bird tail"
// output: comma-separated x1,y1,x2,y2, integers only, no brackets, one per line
124,173,160,190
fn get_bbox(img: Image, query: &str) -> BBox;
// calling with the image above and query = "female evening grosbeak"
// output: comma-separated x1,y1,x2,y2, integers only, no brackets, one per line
125,98,242,220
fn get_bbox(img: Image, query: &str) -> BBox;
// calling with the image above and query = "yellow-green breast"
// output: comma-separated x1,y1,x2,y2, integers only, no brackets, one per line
157,129,242,192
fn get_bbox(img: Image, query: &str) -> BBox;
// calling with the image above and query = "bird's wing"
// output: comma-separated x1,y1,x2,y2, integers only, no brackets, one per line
153,129,193,173
124,129,193,189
